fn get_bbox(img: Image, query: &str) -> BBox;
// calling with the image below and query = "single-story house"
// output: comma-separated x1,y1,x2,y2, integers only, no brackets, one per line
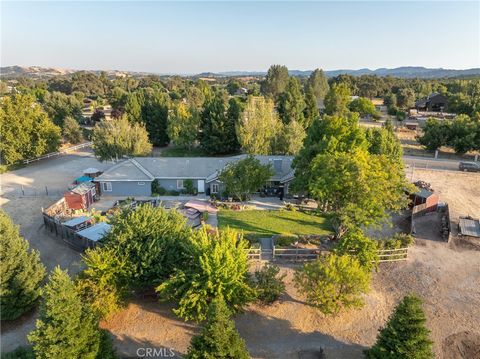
93,155,295,197
415,93,448,112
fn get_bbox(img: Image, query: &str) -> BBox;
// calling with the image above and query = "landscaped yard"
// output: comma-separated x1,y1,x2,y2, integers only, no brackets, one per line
217,209,332,239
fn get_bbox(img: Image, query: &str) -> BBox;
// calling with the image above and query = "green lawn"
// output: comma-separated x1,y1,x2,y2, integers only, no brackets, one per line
217,210,332,239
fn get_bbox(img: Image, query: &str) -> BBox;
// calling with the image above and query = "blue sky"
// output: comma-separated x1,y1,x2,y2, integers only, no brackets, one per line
1,1,479,74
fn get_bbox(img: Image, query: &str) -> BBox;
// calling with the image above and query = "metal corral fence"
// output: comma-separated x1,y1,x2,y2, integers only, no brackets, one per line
377,248,409,262
1,185,66,198
23,142,93,165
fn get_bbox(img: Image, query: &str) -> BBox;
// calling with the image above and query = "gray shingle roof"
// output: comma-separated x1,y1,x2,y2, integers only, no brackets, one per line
95,159,154,182
95,155,295,182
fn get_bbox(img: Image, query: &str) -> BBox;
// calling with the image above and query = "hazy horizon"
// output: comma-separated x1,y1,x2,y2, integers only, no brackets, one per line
1,1,479,73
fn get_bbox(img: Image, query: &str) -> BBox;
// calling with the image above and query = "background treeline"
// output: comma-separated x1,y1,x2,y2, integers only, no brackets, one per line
1,67,479,166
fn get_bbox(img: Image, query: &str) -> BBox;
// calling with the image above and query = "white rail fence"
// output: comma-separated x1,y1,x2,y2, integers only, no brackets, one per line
23,142,93,164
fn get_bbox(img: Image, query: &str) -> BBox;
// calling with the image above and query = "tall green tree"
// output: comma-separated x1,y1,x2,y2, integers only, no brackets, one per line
28,267,102,359
292,113,367,192
294,254,371,315
63,116,83,144
200,93,239,155
274,120,306,155
307,68,330,101
261,65,290,100
236,96,281,154
218,156,274,200
42,91,83,127
448,114,477,154
186,297,249,359
396,88,416,109
366,126,403,160
307,150,410,234
303,85,320,128
167,101,200,149
416,118,449,151
366,295,433,359
157,228,254,321
0,94,61,165
92,115,152,161
102,204,194,288
324,83,351,116
0,210,45,320
349,97,376,117
277,77,306,125
335,228,379,272
141,91,170,146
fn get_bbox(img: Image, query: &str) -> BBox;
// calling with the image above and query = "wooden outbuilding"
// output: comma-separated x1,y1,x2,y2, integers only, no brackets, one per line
64,182,97,210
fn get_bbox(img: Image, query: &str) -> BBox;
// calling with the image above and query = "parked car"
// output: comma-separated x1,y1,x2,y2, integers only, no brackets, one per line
459,161,480,172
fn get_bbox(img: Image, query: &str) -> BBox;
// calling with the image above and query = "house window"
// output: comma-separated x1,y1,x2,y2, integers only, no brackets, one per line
102,182,112,192
177,180,184,189
212,183,219,194
138,182,145,186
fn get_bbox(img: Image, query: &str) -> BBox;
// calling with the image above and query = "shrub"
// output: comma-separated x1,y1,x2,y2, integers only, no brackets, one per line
396,110,406,121
251,264,286,304
168,190,180,196
335,228,379,272
184,179,195,194
0,210,46,320
151,179,161,195
186,297,249,359
157,228,255,321
294,254,371,314
274,235,297,247
365,295,433,359
377,233,414,250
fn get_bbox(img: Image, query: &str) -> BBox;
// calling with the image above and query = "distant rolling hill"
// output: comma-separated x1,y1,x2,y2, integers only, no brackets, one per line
1,65,479,79
210,67,480,79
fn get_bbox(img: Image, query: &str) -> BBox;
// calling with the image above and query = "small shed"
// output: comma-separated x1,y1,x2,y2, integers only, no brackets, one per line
76,222,111,248
458,217,480,238
410,188,439,211
63,216,93,230
64,182,97,210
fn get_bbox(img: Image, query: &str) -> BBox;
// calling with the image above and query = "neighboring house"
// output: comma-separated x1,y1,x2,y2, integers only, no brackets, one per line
93,155,295,197
415,93,448,112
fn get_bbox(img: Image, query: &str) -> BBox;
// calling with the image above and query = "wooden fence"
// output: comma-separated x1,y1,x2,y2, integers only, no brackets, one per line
245,248,261,260
377,247,408,262
246,245,409,263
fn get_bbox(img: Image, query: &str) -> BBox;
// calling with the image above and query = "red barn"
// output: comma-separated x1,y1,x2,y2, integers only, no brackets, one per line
64,182,97,210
